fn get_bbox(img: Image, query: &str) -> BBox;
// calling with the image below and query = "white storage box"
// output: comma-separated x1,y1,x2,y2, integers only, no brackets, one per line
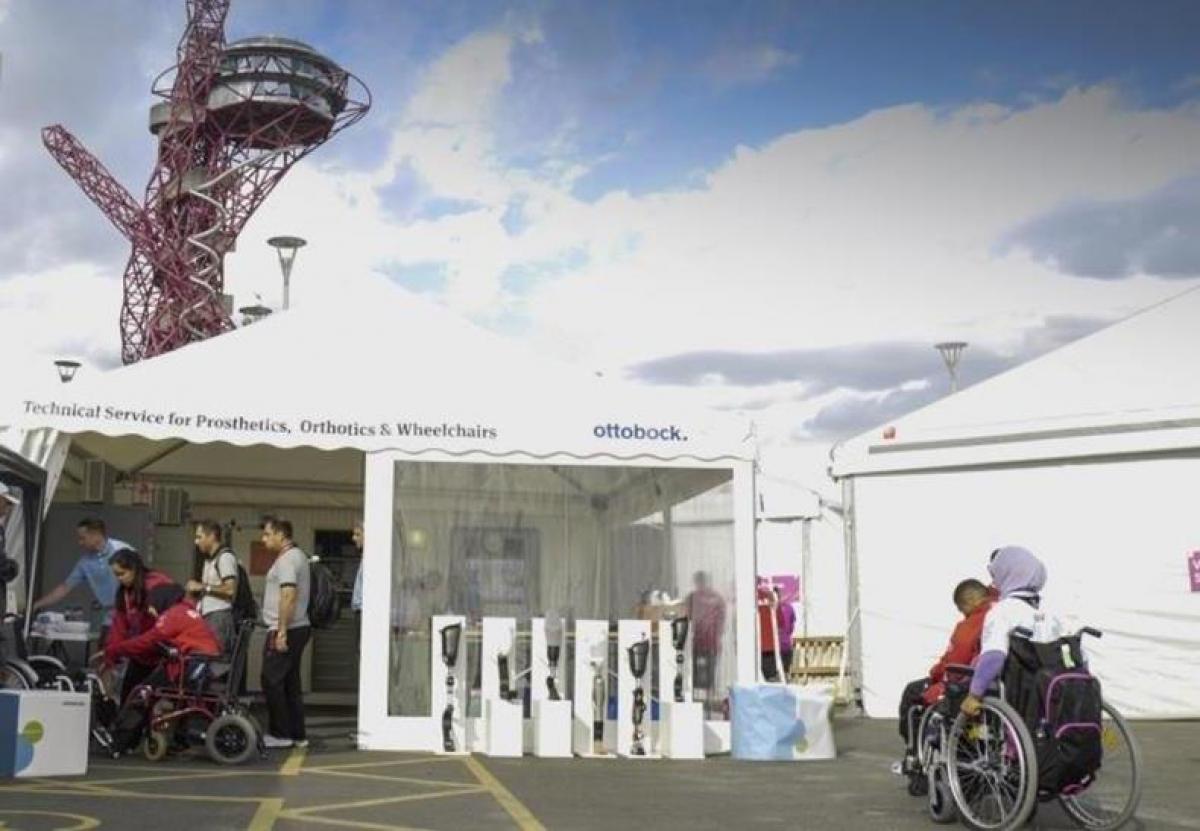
0,690,91,778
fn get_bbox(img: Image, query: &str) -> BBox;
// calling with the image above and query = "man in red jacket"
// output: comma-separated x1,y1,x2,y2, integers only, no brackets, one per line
898,579,993,743
106,584,222,753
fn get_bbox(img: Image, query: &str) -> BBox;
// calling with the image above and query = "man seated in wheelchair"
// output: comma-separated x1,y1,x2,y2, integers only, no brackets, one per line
962,546,1105,796
898,578,993,746
103,584,223,753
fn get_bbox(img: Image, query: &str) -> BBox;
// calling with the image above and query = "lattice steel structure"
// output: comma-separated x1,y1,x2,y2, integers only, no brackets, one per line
42,0,370,364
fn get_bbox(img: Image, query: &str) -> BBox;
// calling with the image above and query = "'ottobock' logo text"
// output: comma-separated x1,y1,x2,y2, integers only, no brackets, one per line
593,423,688,442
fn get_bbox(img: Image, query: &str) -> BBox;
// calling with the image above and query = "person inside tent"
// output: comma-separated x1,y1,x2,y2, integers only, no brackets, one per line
105,583,222,752
961,546,1062,717
107,548,178,702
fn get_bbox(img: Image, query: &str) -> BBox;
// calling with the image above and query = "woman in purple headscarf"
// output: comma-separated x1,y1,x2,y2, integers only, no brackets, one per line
961,546,1062,716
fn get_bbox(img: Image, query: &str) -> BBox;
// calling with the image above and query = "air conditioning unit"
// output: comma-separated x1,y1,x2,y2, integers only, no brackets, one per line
82,460,115,504
152,487,189,526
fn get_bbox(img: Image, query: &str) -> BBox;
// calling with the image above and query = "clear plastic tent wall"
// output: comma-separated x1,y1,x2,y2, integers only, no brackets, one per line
384,461,736,720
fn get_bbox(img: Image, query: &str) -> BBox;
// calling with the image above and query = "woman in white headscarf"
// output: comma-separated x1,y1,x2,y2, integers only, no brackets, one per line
961,546,1062,716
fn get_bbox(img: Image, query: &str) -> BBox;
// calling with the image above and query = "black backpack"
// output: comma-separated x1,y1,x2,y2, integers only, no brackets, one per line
307,557,341,629
231,562,258,625
1005,634,1104,793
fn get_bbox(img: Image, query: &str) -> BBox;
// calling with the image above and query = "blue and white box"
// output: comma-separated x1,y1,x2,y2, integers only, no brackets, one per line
0,690,91,778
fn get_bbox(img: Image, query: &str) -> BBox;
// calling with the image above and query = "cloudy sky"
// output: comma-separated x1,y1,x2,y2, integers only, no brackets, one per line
2,0,1198,471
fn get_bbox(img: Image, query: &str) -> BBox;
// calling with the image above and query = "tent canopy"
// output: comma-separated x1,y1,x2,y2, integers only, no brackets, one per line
7,281,753,464
834,285,1200,476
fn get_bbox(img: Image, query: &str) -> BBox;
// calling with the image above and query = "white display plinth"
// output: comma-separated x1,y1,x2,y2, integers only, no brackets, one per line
660,701,705,759
0,690,90,778
430,615,468,755
484,700,523,757
572,619,612,757
481,617,522,756
657,618,693,705
617,619,657,759
532,700,572,757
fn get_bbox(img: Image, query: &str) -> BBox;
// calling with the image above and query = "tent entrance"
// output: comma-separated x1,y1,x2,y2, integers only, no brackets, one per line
45,431,365,704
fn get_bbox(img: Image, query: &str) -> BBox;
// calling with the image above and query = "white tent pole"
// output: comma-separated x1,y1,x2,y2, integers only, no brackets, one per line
733,460,757,686
841,476,862,710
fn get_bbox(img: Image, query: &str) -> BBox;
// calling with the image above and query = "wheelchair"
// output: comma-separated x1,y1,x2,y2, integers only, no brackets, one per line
2,614,118,753
900,627,1142,831
124,619,263,766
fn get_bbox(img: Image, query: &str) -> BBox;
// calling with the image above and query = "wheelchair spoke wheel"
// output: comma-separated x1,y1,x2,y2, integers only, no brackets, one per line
1059,700,1142,830
946,698,1038,831
205,712,256,766
1,660,34,690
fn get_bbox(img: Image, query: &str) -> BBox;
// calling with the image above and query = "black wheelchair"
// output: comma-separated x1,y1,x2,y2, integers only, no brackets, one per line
900,627,1142,831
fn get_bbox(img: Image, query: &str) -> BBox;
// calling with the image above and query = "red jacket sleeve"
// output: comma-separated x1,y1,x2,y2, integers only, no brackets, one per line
108,598,130,648
106,607,185,666
928,608,989,682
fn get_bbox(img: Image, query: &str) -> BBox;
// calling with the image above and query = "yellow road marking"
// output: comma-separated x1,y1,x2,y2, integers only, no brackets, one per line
280,745,307,776
302,756,460,772
283,787,488,817
247,798,284,831
66,770,247,788
0,785,265,804
464,756,547,831
276,813,433,831
0,811,100,830
303,768,479,789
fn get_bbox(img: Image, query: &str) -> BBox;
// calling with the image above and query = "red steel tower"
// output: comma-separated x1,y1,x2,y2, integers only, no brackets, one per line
42,0,370,364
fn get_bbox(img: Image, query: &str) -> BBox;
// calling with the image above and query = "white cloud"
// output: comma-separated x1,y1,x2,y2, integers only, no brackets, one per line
6,16,1200,483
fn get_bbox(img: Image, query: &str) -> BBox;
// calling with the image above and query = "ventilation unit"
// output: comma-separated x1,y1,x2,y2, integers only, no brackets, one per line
152,487,189,526
81,460,115,504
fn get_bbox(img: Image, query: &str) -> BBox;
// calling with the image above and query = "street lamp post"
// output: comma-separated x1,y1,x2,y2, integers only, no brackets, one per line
266,236,307,310
934,341,968,394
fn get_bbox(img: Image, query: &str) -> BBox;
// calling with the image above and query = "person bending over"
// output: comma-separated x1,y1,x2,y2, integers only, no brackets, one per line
105,584,222,753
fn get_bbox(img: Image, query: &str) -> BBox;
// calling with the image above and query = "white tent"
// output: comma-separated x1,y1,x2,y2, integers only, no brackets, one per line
832,286,1200,719
4,282,758,750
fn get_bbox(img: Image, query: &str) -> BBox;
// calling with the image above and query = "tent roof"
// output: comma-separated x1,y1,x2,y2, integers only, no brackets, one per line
7,280,753,464
834,285,1200,475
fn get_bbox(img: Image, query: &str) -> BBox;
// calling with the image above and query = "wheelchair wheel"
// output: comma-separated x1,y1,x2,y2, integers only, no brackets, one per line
1059,701,1142,830
946,698,1038,831
1,659,35,690
206,712,256,766
143,730,170,762
928,766,957,824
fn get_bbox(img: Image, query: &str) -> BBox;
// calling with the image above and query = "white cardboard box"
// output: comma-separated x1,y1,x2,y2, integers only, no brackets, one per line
532,700,572,758
0,690,90,778
660,701,705,759
484,699,524,757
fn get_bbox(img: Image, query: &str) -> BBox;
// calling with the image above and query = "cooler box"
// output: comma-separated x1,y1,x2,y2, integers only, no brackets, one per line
730,684,836,761
0,690,90,778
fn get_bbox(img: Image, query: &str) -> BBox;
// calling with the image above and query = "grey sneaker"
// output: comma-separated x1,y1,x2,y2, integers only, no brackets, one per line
263,734,293,749
293,739,309,748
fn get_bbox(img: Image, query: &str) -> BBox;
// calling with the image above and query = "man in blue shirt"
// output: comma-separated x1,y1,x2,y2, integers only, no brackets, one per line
33,517,130,642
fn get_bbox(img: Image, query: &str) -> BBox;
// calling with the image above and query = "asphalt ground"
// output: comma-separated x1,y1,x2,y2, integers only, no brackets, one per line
0,712,1196,831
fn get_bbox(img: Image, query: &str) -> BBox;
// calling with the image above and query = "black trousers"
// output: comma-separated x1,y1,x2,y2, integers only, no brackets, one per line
112,665,170,753
899,678,929,743
262,626,311,741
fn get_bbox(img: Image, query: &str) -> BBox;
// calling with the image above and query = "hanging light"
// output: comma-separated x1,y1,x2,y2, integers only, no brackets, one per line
54,359,81,383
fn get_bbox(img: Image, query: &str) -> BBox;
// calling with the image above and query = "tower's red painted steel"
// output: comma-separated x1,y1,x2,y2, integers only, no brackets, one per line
42,0,370,364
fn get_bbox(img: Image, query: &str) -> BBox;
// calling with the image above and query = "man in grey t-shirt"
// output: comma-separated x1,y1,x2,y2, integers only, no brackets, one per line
187,519,239,655
259,516,311,749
